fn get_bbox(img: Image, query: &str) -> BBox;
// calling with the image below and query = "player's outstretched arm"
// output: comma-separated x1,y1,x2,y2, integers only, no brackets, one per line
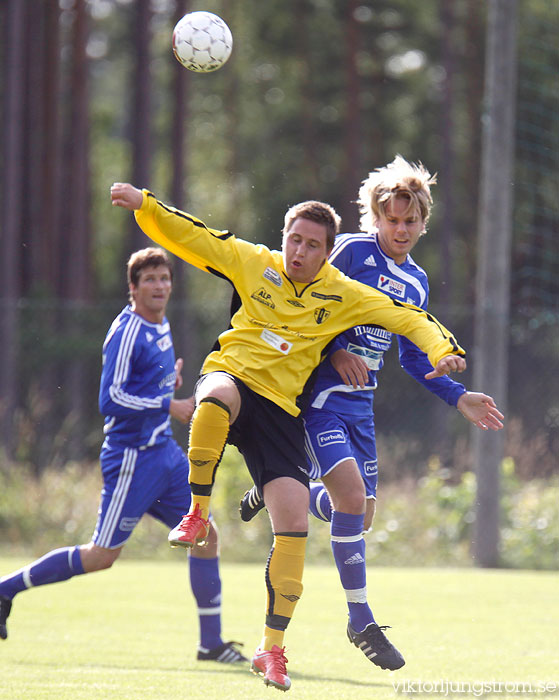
111,182,143,210
424,355,466,379
457,392,504,431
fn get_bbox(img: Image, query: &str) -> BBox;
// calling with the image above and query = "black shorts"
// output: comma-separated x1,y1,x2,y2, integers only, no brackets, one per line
198,373,310,493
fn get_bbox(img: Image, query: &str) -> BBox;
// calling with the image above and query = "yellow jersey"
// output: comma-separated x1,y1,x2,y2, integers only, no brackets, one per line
136,191,465,416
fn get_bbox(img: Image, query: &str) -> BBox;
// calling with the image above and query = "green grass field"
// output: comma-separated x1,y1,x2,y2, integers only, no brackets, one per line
0,558,557,700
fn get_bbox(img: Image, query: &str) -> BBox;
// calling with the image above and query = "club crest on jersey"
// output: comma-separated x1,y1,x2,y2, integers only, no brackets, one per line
314,307,330,324
156,334,172,352
378,275,406,298
263,267,283,287
251,287,275,309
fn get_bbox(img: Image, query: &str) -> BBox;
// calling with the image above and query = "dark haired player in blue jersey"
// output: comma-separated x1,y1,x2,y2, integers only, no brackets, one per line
0,247,246,664
240,156,504,672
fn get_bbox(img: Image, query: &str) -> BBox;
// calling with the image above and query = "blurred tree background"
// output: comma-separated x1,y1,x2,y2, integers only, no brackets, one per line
0,0,557,564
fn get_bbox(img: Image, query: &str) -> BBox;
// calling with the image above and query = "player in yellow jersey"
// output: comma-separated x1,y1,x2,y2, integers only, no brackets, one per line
111,182,466,692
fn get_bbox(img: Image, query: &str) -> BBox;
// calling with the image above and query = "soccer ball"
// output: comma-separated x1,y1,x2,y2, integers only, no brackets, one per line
172,11,233,73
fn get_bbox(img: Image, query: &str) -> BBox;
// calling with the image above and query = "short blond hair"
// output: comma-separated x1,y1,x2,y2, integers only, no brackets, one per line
357,155,437,234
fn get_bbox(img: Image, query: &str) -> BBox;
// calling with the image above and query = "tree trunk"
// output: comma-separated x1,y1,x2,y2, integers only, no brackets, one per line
129,0,153,250
0,0,26,457
472,0,517,568
58,0,91,461
341,0,361,232
432,0,457,464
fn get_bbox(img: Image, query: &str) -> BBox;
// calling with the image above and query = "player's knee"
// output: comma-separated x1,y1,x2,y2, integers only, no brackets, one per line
337,489,366,515
196,377,240,421
81,543,121,572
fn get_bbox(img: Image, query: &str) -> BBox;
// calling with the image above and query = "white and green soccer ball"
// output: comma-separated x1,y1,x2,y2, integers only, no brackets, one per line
172,11,233,73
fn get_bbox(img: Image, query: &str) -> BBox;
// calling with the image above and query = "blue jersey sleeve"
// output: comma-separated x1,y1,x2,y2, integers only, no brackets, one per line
398,335,466,406
397,273,465,406
98,325,171,417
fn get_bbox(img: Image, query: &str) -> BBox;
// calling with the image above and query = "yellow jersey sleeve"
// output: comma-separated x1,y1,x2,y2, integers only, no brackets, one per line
135,190,255,282
342,275,465,370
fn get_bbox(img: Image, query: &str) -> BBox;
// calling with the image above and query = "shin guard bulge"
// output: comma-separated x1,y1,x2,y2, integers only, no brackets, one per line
262,533,307,650
188,398,230,519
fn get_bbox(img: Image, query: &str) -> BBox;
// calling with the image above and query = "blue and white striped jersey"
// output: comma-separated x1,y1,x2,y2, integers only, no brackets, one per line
99,306,176,447
308,232,466,415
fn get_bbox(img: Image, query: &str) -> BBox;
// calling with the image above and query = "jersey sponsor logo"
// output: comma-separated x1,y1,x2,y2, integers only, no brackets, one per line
286,298,305,308
346,343,384,371
311,291,343,302
251,317,316,341
156,334,172,352
363,459,378,476
354,325,392,341
314,307,330,324
406,297,416,305
119,517,140,532
317,429,345,447
261,328,293,354
159,371,176,389
378,274,406,298
364,254,377,267
251,287,275,308
263,266,283,287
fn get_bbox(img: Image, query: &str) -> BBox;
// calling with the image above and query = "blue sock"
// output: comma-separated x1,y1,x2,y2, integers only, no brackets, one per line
189,555,223,650
0,546,85,600
331,511,375,632
308,483,332,522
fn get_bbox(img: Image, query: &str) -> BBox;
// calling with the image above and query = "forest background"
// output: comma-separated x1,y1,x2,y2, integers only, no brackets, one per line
0,0,557,569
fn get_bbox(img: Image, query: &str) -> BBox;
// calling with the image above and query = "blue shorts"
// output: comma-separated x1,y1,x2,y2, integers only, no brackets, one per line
303,407,378,499
93,438,191,549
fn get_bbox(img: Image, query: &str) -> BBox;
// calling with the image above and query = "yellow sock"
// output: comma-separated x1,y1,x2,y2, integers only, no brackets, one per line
261,626,285,650
261,532,307,651
188,397,230,520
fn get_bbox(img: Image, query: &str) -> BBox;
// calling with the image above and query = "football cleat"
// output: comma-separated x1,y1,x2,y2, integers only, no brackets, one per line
0,595,12,640
347,621,405,670
197,640,248,663
239,485,265,522
251,645,291,691
168,504,210,548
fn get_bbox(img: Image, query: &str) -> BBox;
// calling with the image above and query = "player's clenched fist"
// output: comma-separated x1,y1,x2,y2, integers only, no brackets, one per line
111,182,143,210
